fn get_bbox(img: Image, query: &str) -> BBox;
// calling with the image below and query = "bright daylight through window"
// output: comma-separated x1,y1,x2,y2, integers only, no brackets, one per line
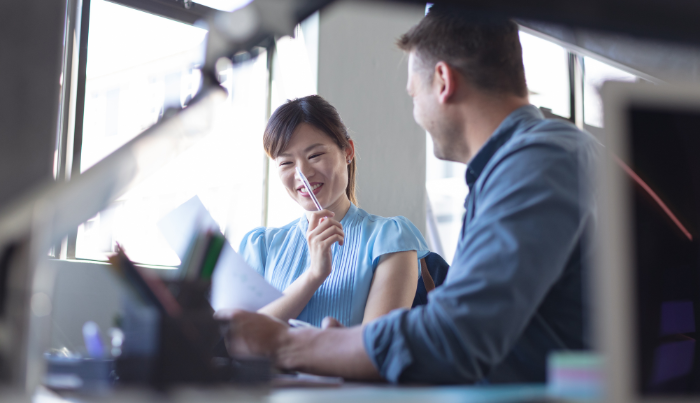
583,56,637,127
74,3,639,267
265,16,320,228
76,0,268,266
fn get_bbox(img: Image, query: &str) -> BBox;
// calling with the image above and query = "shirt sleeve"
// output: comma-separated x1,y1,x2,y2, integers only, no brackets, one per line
363,143,585,384
369,216,431,271
238,227,268,278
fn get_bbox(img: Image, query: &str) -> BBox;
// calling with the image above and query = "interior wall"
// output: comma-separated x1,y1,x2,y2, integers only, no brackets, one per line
48,258,189,351
317,1,427,235
48,259,122,351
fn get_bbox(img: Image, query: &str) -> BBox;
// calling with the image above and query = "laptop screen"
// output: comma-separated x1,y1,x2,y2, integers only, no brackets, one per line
629,106,700,395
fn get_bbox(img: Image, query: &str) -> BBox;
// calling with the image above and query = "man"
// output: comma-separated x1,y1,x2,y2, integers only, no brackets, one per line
217,6,598,384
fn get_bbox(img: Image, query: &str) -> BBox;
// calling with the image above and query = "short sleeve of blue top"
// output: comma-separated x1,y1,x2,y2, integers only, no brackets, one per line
238,203,430,327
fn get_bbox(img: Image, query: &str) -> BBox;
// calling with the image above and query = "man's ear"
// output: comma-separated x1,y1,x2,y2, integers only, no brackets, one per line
434,61,457,104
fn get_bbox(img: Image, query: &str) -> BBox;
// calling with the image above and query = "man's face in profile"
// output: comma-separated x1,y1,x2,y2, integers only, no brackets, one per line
407,52,432,134
407,52,460,162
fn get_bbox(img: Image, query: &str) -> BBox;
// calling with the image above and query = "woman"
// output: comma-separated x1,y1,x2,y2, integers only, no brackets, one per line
239,95,429,327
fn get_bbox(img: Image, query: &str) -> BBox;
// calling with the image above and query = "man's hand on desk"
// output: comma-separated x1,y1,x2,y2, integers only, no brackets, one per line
214,309,382,381
214,309,288,358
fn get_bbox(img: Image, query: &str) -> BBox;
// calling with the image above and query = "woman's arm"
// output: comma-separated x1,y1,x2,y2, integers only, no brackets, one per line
362,250,418,324
257,270,326,322
258,209,343,322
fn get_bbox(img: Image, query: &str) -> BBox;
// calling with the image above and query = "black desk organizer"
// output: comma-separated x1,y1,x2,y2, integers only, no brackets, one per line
115,280,271,388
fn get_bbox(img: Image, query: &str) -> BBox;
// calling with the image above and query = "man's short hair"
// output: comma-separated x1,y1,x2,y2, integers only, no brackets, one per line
398,6,527,98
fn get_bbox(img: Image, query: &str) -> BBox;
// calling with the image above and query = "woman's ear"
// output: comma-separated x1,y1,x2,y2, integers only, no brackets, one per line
345,139,355,164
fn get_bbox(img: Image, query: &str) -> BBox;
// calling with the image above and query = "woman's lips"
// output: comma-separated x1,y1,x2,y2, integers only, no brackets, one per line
299,183,323,197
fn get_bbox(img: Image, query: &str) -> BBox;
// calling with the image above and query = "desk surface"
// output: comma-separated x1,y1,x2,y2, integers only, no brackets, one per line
28,384,550,403
270,384,549,403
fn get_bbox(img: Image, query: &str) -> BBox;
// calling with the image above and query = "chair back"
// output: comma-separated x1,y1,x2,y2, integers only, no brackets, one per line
412,252,449,308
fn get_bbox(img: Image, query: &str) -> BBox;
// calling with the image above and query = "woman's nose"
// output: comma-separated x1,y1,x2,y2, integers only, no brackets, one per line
295,162,313,179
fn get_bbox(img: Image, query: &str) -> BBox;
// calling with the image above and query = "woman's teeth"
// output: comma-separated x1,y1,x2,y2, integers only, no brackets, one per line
300,183,322,193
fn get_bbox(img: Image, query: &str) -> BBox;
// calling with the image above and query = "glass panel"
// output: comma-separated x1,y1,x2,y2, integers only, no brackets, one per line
81,0,207,172
519,31,571,118
266,22,319,228
583,56,637,127
76,0,267,265
425,135,467,265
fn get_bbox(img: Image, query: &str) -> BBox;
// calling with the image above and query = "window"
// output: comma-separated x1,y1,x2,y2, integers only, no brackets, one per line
265,17,319,228
194,0,252,12
519,31,571,118
583,56,637,128
62,3,641,267
80,0,207,172
72,0,268,265
425,138,467,264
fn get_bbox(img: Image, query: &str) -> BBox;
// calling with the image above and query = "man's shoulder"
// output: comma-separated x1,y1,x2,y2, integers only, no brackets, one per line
512,117,597,152
476,117,600,191
492,117,600,169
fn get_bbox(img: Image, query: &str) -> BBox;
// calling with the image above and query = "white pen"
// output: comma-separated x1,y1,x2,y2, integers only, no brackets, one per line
296,166,323,211
288,318,318,329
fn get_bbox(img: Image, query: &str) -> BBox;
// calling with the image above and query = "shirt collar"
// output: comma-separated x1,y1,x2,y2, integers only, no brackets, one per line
298,202,358,232
465,105,544,189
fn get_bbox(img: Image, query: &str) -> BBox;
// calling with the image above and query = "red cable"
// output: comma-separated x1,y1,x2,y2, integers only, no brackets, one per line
614,155,693,241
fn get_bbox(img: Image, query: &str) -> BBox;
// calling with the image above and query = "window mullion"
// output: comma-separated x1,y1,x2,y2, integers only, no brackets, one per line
261,47,274,228
568,52,584,129
65,0,92,259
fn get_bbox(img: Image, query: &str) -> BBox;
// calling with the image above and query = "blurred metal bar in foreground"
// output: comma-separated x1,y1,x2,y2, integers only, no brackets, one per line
0,88,227,395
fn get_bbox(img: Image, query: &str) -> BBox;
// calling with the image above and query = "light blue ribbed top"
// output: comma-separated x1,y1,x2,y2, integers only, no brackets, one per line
238,204,430,327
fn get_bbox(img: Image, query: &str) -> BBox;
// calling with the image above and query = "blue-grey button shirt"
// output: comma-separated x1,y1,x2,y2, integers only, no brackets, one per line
363,105,599,384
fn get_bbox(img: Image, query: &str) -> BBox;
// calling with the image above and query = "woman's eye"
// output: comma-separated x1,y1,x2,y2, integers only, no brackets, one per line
279,161,292,166
309,153,323,159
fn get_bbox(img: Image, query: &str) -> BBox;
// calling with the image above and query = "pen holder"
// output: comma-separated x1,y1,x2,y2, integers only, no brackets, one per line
164,279,213,312
115,280,221,387
115,279,272,388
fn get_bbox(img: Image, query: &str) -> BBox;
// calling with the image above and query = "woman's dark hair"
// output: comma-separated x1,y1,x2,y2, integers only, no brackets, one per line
263,95,357,205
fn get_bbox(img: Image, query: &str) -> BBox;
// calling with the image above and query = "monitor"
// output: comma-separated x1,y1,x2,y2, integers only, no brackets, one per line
597,81,700,403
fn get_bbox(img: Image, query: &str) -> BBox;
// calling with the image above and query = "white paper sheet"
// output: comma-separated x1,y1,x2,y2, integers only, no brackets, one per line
157,196,282,311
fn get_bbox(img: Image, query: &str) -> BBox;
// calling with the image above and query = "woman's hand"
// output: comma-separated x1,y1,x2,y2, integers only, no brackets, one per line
256,210,344,322
306,209,344,283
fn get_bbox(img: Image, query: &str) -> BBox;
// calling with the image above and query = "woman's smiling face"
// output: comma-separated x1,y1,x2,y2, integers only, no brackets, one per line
276,123,354,212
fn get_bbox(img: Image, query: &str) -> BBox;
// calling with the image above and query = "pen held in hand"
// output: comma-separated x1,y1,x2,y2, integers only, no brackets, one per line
296,166,323,211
